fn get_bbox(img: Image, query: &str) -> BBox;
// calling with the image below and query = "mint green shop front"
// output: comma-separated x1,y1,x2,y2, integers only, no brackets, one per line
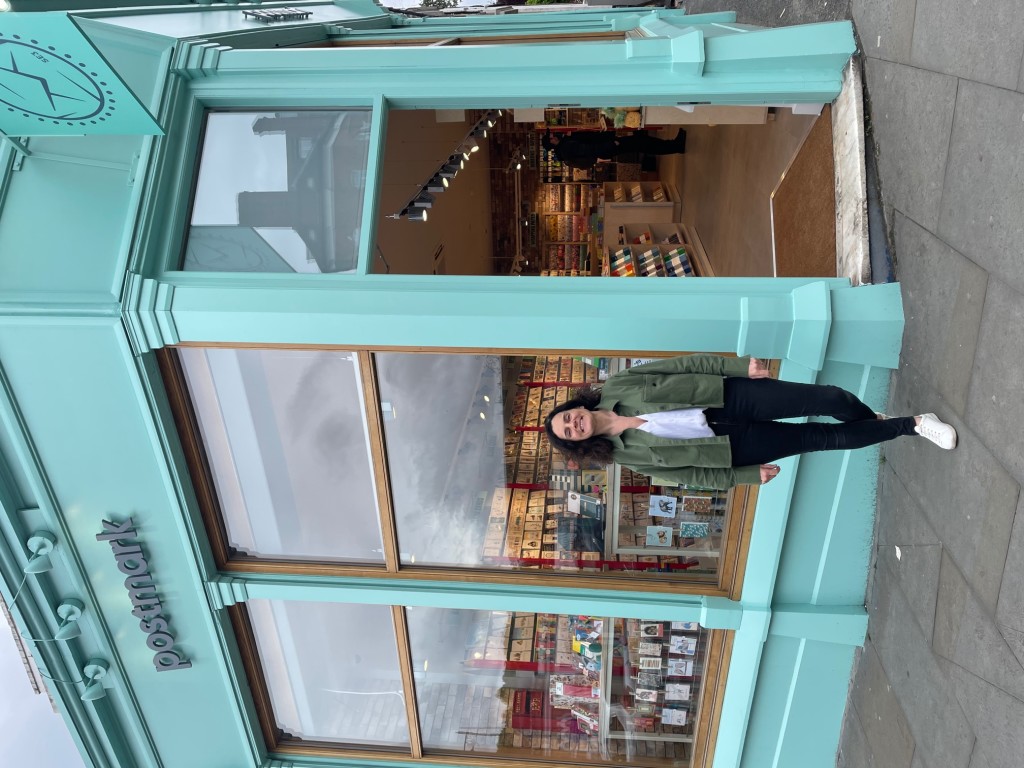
0,4,896,767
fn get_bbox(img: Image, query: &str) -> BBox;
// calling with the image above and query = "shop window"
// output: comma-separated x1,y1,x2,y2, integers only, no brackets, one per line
376,352,743,583
175,347,385,564
185,109,371,274
234,601,728,766
244,600,409,747
163,347,754,592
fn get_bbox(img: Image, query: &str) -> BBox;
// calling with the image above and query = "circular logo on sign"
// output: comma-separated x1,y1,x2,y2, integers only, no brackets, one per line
0,34,116,126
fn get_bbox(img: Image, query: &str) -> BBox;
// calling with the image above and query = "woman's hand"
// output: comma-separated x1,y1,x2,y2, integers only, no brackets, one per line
760,464,781,484
748,357,771,379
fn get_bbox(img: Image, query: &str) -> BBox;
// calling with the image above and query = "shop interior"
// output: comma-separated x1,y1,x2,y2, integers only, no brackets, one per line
373,104,837,279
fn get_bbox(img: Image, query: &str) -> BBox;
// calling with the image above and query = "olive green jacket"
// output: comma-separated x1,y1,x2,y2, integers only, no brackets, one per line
597,354,761,490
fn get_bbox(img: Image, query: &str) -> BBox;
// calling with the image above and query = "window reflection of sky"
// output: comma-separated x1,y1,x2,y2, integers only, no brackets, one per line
250,599,409,746
179,348,384,563
376,354,507,567
188,110,370,273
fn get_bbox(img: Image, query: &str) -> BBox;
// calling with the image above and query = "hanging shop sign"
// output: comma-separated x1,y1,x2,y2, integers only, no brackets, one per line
0,14,162,137
96,518,191,672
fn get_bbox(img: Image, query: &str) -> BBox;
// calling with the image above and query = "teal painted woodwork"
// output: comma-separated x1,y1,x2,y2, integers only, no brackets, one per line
774,361,891,608
740,636,857,768
209,573,711,621
0,140,136,302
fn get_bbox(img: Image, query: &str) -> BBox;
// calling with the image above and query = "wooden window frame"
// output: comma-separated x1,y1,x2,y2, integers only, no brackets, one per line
229,600,733,768
159,344,758,599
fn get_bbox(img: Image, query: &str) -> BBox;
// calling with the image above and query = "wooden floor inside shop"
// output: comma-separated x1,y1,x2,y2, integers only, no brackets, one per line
656,108,834,278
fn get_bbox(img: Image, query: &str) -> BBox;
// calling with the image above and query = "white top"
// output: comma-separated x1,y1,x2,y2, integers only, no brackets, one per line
635,409,715,440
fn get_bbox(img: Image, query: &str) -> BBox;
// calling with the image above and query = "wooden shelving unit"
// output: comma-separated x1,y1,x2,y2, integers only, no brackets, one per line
604,222,714,278
538,182,601,274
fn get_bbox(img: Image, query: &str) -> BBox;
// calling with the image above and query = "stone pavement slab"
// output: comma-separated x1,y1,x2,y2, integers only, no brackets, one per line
868,554,974,768
886,365,1020,614
933,549,970,660
995,496,1024,658
876,540,940,641
837,702,878,768
964,279,1024,485
876,464,941,548
909,0,1024,90
932,550,1024,702
851,641,916,767
937,81,1024,296
968,744,993,768
850,0,917,64
891,213,988,417
949,664,1024,768
863,59,957,231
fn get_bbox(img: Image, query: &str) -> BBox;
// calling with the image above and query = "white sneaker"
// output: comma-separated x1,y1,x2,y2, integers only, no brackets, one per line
915,413,957,449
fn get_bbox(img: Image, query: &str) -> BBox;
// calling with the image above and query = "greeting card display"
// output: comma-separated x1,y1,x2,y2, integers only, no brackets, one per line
639,656,663,670
679,522,710,538
649,494,677,518
660,708,688,726
639,622,664,638
645,525,673,546
664,683,691,701
680,495,713,515
666,659,694,677
670,621,700,632
635,688,659,703
637,672,663,688
669,635,697,656
638,641,662,656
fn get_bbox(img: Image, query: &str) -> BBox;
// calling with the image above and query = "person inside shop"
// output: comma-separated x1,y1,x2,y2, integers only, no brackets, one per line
542,127,687,170
543,354,957,490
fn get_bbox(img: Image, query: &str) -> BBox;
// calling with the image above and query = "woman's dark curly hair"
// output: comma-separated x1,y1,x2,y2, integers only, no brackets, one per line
543,384,616,465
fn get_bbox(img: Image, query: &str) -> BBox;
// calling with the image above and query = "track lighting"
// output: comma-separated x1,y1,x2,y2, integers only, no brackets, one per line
390,109,503,220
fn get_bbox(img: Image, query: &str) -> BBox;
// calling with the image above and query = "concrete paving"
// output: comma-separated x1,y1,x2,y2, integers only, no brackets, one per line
681,1,1024,765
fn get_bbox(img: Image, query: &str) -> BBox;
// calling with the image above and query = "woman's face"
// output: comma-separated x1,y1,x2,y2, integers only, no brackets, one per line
556,407,595,442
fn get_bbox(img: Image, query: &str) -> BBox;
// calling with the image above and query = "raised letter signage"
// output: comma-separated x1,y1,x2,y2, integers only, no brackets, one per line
97,517,191,671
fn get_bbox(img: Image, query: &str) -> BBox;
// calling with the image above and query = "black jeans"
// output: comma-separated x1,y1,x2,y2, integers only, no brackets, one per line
704,378,917,467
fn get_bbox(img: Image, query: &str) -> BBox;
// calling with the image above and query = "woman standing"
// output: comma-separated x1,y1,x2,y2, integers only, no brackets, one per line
543,355,956,490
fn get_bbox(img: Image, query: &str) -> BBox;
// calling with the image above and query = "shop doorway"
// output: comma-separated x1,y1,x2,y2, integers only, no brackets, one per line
372,105,836,279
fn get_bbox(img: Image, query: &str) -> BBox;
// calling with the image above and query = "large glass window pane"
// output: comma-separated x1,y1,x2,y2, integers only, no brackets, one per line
407,607,711,765
375,353,732,580
178,348,383,563
186,109,371,274
248,600,408,748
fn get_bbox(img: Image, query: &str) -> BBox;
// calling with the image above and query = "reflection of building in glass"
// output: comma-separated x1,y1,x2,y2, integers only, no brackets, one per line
236,111,370,273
